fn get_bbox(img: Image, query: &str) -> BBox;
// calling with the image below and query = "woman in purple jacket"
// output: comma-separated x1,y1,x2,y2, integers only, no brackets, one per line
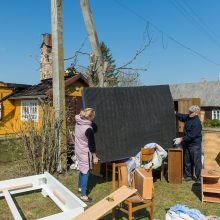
74,108,99,202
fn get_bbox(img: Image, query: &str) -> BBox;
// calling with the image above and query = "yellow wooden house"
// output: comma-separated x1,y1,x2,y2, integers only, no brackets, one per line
0,74,89,137
0,81,30,137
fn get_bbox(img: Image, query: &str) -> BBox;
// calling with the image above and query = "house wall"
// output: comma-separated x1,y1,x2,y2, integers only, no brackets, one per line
0,86,14,137
0,99,15,136
0,99,43,137
67,81,87,97
202,106,220,120
66,96,83,126
0,84,13,100
201,107,212,120
65,81,86,131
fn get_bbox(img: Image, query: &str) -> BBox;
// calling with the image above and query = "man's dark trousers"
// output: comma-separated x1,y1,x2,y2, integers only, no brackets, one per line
184,145,202,182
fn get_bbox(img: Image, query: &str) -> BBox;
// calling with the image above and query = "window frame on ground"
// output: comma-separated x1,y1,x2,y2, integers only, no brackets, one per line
21,100,38,122
0,172,86,220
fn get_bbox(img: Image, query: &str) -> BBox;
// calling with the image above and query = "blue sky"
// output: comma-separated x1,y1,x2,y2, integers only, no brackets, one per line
0,0,220,85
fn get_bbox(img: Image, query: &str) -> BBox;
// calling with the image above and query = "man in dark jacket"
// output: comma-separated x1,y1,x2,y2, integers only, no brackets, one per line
174,105,202,185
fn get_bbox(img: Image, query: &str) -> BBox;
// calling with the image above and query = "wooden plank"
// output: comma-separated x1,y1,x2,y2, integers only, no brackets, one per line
3,190,23,220
0,183,33,193
205,162,219,168
203,192,220,204
201,169,220,204
202,169,220,178
53,190,66,205
73,186,137,220
202,187,220,193
38,208,84,220
204,148,220,153
42,186,67,212
203,130,220,172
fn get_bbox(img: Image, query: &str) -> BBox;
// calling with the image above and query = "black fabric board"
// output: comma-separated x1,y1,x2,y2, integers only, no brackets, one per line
82,86,176,162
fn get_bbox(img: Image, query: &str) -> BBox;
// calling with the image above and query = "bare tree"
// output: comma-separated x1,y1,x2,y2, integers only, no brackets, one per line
68,0,153,87
80,0,105,87
117,70,140,87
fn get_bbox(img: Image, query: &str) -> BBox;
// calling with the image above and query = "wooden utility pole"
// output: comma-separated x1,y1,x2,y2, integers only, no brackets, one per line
51,0,66,171
80,0,105,87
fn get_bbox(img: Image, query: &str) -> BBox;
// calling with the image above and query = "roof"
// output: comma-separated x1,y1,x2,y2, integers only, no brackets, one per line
7,74,89,100
46,74,89,96
0,82,31,89
9,80,52,99
169,80,220,107
6,83,31,88
0,82,32,103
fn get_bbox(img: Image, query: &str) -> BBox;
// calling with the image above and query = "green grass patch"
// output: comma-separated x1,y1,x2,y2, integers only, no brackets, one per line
0,139,220,219
14,191,61,219
0,198,14,220
0,139,24,164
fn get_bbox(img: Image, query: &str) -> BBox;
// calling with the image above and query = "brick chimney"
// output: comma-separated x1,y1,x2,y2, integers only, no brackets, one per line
40,33,52,81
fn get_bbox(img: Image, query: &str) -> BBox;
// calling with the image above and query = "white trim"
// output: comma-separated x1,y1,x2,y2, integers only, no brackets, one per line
21,100,39,122
9,95,46,100
3,190,23,220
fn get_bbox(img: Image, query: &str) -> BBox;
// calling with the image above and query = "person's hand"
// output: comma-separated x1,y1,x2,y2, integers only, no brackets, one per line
93,155,100,164
173,137,182,145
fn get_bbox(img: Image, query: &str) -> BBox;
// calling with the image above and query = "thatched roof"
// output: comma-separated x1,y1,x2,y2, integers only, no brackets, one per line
169,81,220,107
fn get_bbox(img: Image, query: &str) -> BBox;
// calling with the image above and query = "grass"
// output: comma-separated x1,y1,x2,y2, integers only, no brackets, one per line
0,139,220,219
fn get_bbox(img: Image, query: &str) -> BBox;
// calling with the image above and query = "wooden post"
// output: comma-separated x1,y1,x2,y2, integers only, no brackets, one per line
51,0,66,171
80,0,105,87
112,163,116,192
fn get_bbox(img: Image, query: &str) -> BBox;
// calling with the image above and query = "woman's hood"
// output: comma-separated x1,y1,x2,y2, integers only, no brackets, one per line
75,114,92,126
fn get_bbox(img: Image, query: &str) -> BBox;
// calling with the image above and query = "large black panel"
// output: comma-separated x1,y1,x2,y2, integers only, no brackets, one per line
82,86,176,162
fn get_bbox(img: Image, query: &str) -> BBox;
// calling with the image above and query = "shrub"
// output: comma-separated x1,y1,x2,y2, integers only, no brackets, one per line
203,119,220,128
12,99,68,174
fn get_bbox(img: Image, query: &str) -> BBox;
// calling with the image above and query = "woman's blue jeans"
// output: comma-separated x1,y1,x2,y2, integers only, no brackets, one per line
78,171,90,196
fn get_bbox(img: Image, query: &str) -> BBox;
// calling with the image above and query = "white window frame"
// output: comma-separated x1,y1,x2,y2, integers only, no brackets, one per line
0,172,86,220
21,100,39,122
212,109,220,120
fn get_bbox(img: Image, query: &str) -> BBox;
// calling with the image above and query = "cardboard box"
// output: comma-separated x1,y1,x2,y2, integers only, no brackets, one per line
135,168,153,199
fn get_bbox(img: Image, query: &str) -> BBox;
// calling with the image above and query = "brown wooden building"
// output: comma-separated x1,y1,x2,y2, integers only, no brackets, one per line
170,80,220,121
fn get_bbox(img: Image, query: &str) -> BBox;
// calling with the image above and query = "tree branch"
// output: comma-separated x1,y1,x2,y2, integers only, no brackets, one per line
115,39,152,70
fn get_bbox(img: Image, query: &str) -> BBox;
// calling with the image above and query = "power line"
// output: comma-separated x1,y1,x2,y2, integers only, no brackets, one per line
170,0,220,48
113,0,220,67
182,0,220,43
169,37,220,66
64,36,88,62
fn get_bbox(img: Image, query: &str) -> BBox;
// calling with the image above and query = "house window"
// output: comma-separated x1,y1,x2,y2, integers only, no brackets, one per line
21,100,38,121
212,109,220,120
